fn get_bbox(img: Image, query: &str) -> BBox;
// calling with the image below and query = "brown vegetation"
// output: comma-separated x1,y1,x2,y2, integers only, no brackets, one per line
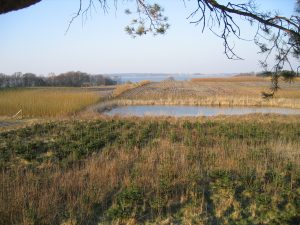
191,76,268,83
112,80,151,97
110,79,300,108
0,88,100,118
1,118,300,224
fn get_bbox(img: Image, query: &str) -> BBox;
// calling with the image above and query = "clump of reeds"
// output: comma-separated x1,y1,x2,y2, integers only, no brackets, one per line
191,76,268,83
113,80,151,97
0,88,100,118
107,78,300,109
110,96,300,109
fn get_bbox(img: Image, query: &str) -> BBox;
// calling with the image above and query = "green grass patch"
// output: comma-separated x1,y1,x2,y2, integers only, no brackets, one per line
0,118,300,224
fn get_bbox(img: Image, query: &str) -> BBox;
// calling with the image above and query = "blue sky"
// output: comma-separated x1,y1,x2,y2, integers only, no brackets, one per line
0,0,298,75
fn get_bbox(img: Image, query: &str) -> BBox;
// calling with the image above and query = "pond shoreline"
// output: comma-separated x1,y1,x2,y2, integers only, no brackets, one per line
95,98,300,113
99,103,300,117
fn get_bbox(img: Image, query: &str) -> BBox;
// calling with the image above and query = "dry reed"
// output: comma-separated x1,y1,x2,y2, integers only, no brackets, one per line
104,96,300,109
191,76,268,83
113,80,151,97
0,88,100,118
110,79,300,108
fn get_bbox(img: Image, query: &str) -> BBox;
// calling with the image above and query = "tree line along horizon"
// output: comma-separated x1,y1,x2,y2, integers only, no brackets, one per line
0,70,298,89
0,71,117,88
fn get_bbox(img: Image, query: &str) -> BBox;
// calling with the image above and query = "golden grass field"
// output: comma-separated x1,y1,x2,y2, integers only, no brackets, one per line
112,80,151,97
0,88,101,118
191,76,268,82
113,76,300,108
1,77,300,120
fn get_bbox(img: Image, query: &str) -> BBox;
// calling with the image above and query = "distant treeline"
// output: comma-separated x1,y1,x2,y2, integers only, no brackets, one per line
0,71,117,88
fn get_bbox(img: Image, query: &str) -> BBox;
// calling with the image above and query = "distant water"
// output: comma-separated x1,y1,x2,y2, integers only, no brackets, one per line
104,105,300,117
108,73,236,83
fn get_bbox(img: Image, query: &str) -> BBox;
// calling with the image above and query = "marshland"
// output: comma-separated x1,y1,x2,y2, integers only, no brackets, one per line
1,0,300,224
1,75,300,224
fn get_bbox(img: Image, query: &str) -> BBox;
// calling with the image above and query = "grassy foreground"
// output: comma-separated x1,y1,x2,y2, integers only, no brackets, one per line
1,117,300,224
0,88,100,118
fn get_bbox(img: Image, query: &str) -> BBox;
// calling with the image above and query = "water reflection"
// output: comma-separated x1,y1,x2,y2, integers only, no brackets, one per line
104,105,300,117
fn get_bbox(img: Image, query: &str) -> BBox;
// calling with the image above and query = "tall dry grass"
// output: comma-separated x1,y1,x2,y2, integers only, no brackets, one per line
191,76,268,83
107,96,300,109
113,80,151,97
1,139,299,224
0,88,100,117
1,118,300,224
109,79,300,108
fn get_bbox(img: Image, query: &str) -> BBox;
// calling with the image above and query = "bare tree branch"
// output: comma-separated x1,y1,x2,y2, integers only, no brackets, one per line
1,0,299,96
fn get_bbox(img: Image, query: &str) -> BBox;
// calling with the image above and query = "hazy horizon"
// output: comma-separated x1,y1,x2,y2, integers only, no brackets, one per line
0,71,241,77
0,0,298,74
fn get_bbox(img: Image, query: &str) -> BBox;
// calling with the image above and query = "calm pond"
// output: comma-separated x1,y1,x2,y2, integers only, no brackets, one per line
104,105,300,117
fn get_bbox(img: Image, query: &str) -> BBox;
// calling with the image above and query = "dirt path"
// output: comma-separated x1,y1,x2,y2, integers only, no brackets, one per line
0,120,25,131
0,121,19,127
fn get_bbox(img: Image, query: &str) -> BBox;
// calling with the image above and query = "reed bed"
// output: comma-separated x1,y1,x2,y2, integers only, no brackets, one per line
191,76,268,82
1,118,300,224
113,80,151,97
112,79,300,108
0,88,100,118
111,96,300,108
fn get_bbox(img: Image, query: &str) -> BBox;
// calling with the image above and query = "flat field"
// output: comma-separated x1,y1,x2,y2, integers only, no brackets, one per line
113,76,300,108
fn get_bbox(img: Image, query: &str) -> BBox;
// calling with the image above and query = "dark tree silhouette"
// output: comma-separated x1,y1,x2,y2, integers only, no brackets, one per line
0,0,41,14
